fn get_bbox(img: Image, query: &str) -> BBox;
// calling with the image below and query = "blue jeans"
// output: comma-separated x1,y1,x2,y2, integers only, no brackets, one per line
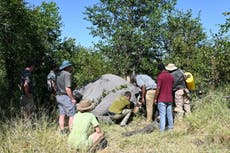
158,102,173,132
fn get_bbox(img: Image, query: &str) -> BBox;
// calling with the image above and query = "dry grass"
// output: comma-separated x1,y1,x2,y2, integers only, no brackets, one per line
0,90,229,153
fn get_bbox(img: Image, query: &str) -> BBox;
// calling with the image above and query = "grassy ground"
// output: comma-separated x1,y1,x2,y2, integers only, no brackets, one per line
0,90,229,153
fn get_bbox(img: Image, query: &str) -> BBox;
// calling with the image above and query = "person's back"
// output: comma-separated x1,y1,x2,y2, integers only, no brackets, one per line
56,70,71,94
55,60,76,134
154,63,174,132
108,96,130,114
165,63,191,121
134,74,157,123
68,99,104,151
108,91,132,126
171,69,186,91
68,112,99,148
136,74,156,90
157,71,174,102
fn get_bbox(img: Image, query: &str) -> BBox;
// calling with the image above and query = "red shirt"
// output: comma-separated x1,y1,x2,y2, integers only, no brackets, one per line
156,70,174,102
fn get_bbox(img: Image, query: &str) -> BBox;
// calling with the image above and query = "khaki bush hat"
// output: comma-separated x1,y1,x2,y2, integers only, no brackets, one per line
77,99,94,111
165,63,178,71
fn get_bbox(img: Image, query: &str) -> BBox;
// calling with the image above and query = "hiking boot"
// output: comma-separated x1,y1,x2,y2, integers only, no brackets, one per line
60,129,68,136
97,138,108,150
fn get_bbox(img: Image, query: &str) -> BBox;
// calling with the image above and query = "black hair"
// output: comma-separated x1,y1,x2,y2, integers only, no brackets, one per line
25,60,35,67
124,91,131,97
157,63,165,71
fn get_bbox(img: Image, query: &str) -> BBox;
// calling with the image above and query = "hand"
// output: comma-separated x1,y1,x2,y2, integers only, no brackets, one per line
136,102,142,107
153,98,157,104
71,99,76,104
141,99,145,105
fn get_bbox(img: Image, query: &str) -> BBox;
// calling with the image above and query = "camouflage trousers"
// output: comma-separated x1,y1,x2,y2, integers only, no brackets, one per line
174,89,191,119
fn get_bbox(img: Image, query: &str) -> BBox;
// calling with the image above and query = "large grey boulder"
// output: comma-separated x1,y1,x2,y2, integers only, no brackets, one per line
77,74,139,116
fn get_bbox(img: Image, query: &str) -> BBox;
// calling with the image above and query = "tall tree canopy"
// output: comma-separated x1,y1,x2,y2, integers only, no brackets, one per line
0,0,62,109
164,10,206,73
85,0,176,75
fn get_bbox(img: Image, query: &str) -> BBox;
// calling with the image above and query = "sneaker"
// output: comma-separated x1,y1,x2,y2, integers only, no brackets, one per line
120,124,127,127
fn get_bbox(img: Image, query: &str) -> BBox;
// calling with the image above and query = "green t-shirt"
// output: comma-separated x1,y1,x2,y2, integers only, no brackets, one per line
68,112,99,150
108,96,130,114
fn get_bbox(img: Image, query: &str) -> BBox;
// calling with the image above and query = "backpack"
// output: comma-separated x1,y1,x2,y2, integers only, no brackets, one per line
184,72,195,90
47,70,57,93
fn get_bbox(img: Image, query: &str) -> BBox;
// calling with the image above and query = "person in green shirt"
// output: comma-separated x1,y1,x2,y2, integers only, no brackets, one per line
108,91,133,127
68,99,104,152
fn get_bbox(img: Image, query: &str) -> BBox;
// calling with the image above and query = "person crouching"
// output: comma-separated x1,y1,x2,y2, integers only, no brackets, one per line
68,99,105,152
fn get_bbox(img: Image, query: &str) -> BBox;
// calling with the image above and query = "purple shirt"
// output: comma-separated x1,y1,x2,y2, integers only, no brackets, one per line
156,70,174,102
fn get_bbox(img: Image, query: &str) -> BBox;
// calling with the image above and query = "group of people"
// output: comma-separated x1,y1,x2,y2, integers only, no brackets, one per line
131,63,191,132
19,60,106,151
19,59,192,151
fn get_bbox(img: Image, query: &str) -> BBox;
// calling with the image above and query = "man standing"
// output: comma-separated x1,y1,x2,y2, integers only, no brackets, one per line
132,74,157,123
153,63,174,132
166,63,191,121
19,60,35,118
56,60,76,134
47,62,59,116
108,91,133,127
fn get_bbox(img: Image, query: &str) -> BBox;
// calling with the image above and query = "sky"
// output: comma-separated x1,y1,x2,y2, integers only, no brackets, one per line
26,0,229,48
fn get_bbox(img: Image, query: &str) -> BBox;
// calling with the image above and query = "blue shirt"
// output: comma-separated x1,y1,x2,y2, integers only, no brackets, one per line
136,74,156,90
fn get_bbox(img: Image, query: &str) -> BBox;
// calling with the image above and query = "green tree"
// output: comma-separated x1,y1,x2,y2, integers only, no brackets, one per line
164,10,206,70
57,38,113,87
0,0,62,114
85,0,176,76
211,12,230,87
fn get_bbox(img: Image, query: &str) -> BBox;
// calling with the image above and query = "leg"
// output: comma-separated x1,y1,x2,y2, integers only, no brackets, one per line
120,109,132,126
145,90,155,123
109,114,122,124
166,103,174,130
68,116,74,131
59,115,65,130
64,95,76,130
174,89,184,121
158,102,166,132
183,89,191,115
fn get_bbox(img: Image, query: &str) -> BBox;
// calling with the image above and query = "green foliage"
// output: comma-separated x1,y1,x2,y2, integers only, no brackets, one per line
186,91,230,147
55,38,114,87
85,0,177,75
71,47,114,87
0,89,229,153
164,9,206,68
0,0,62,113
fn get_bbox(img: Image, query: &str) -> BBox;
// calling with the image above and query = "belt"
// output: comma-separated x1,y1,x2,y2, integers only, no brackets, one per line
147,88,156,91
57,93,67,96
108,111,116,116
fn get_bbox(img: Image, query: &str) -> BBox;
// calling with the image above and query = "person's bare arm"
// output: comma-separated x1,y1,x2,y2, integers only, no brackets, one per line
141,85,146,104
153,88,160,103
95,126,102,133
66,87,76,104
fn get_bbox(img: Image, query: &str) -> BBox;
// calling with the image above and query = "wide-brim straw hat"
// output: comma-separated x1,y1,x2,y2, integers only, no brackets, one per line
165,63,178,71
59,60,72,70
77,99,94,111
